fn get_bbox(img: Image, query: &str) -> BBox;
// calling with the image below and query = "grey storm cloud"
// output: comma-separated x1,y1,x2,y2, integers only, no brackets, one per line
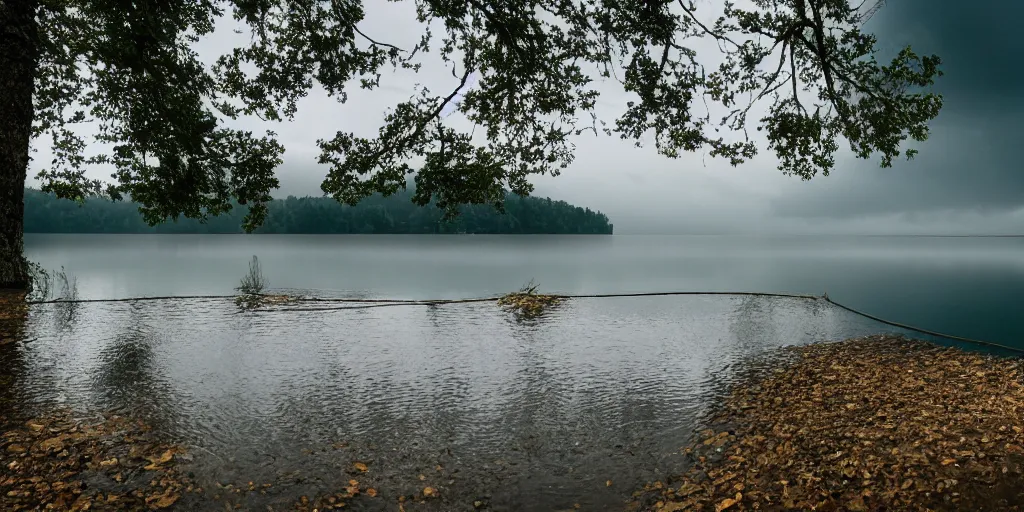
769,0,1024,220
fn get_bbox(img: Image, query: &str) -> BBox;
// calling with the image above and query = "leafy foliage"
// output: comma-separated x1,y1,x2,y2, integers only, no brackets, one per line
31,0,942,232
23,188,614,234
25,261,52,301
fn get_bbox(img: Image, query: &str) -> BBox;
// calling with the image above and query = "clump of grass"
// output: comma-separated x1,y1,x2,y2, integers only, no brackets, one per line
236,255,267,295
233,255,295,310
26,263,76,301
497,279,563,319
56,267,77,301
26,261,52,301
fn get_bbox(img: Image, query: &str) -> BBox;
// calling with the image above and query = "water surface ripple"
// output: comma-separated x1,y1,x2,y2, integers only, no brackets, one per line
3,296,921,510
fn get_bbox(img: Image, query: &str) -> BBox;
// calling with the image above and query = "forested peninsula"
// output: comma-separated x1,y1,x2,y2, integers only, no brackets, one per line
23,188,613,235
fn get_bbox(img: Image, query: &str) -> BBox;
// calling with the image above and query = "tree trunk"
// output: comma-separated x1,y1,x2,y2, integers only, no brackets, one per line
0,0,38,290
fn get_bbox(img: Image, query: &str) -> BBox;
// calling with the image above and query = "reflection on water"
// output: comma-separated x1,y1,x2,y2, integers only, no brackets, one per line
6,295,928,510
24,234,1024,347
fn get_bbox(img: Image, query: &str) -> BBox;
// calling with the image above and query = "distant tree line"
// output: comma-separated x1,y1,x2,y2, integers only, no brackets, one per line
23,188,613,235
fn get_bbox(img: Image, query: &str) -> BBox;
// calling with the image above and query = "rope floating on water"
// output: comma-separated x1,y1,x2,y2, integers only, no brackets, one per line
22,291,1024,355
28,291,821,306
26,295,236,305
821,297,1024,355
246,291,825,312
288,291,824,303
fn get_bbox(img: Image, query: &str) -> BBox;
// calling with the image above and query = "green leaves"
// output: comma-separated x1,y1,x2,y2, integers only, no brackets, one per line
30,0,943,232
309,0,942,210
33,0,285,232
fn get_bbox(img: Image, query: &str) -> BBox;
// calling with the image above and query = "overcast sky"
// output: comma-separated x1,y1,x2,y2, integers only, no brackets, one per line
28,0,1023,235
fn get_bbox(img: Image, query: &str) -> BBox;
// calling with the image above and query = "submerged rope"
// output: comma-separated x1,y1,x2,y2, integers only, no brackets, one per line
22,291,1024,355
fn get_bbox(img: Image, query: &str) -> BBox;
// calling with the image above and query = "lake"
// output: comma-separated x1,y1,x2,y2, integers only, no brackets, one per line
23,234,1024,346
4,234,1023,510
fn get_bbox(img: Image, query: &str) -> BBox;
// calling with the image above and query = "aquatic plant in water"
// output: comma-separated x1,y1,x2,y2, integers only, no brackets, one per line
233,255,298,310
26,263,76,301
236,255,266,295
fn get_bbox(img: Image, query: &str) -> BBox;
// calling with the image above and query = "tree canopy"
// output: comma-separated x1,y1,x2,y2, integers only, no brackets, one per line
28,0,942,233
23,188,614,234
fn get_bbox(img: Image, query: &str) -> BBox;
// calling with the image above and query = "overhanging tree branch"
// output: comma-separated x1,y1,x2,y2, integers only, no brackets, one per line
676,0,740,49
12,0,945,255
353,26,404,52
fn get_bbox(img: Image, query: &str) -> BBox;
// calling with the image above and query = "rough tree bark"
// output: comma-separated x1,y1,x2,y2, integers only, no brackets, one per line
0,0,38,290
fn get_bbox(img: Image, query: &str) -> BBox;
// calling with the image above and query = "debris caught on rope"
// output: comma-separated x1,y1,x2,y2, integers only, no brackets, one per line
234,293,299,311
496,280,563,319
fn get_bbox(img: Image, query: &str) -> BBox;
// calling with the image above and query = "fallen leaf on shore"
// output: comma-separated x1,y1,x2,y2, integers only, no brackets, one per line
146,489,180,509
39,436,65,453
715,496,737,511
658,502,688,512
353,461,368,472
144,448,175,470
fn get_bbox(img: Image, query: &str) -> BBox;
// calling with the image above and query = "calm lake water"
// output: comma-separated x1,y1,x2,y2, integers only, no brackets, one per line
23,234,1024,346
4,234,1023,510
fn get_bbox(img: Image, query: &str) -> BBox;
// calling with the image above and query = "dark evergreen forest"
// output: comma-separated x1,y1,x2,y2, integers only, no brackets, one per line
23,188,613,234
